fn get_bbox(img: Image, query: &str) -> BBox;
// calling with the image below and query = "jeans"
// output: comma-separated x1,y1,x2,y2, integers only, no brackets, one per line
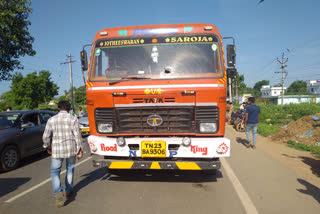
51,156,76,195
245,124,258,146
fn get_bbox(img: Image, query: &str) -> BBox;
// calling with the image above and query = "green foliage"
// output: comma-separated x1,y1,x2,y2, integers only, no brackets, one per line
242,87,261,97
285,80,309,95
0,0,36,80
253,80,269,91
288,140,320,158
0,91,15,109
36,103,58,112
234,74,247,94
6,71,58,109
282,103,320,120
74,86,86,105
56,86,87,111
257,123,281,137
257,103,320,136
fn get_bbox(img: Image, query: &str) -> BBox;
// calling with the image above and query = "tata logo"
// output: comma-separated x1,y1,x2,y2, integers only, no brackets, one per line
146,115,163,127
144,98,164,103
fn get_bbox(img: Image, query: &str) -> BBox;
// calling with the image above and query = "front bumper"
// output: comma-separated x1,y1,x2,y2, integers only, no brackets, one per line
92,158,221,170
88,136,230,158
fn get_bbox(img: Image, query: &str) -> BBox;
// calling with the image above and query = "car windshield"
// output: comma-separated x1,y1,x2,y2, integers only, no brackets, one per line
90,34,223,81
0,113,20,129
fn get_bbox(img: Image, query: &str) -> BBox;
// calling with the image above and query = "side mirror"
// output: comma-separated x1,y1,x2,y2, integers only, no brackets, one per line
227,68,237,79
227,45,236,67
80,50,88,71
21,122,34,130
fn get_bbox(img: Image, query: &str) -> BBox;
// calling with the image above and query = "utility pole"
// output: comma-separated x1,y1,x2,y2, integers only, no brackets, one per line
276,53,288,105
61,54,76,111
228,78,233,102
235,80,239,104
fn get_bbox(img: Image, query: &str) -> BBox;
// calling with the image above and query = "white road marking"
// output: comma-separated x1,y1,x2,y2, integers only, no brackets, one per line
221,158,259,214
5,156,92,203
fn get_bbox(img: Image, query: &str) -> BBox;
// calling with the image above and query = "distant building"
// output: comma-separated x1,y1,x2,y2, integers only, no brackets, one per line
307,79,320,95
260,85,287,98
276,95,320,105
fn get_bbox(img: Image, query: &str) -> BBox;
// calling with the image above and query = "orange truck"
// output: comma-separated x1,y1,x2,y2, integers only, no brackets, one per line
80,23,236,175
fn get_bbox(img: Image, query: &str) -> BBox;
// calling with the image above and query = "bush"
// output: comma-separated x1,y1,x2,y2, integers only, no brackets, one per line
256,103,320,137
283,103,320,120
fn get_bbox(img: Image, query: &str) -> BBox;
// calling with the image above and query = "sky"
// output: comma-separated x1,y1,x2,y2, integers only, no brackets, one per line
1,0,320,96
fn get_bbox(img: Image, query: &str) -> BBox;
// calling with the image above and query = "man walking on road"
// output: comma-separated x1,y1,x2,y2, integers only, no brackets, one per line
244,97,260,149
42,100,83,207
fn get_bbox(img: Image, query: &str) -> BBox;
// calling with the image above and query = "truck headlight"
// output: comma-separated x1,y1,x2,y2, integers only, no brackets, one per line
97,123,113,133
200,122,217,133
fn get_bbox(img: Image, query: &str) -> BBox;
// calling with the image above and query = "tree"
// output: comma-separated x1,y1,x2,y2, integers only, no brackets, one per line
229,73,246,103
234,74,246,94
0,91,15,111
286,80,309,95
252,80,270,97
242,87,261,98
253,80,270,91
58,86,87,106
0,0,36,81
9,71,58,109
74,86,86,105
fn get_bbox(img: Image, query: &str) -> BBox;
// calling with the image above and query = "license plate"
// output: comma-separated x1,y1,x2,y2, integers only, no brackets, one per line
141,141,166,158
81,128,90,132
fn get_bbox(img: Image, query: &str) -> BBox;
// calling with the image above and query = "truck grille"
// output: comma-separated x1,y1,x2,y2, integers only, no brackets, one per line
196,106,219,121
116,107,194,133
95,108,115,123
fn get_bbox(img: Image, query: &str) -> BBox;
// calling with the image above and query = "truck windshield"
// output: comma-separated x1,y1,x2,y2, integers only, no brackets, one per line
90,34,223,81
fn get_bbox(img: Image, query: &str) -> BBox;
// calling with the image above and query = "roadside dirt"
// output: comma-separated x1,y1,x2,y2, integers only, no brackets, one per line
271,113,320,146
226,125,320,188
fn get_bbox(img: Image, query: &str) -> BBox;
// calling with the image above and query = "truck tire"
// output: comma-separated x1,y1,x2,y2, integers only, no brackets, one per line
0,145,20,172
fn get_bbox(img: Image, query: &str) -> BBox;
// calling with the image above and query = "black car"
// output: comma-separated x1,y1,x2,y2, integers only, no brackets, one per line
0,110,56,172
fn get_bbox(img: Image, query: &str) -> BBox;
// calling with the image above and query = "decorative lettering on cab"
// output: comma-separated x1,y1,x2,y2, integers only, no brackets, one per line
144,88,162,95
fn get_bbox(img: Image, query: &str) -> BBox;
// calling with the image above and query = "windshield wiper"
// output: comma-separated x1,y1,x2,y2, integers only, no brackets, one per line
109,77,151,85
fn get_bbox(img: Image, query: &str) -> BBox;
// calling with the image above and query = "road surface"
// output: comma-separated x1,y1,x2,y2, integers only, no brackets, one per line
0,126,319,214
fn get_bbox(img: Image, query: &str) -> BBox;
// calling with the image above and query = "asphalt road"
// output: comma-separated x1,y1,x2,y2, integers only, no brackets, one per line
0,127,319,214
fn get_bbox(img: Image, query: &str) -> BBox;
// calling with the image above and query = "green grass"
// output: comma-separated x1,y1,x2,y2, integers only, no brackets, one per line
257,123,281,137
254,103,320,137
287,140,320,158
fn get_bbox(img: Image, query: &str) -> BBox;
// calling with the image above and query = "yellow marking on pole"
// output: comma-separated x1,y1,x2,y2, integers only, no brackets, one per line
176,162,201,170
150,162,161,169
109,161,134,169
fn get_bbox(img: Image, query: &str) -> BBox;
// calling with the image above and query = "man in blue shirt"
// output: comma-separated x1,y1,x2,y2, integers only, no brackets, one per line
244,97,260,149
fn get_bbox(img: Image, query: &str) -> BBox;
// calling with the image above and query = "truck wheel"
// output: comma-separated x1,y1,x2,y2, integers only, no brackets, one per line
0,145,20,172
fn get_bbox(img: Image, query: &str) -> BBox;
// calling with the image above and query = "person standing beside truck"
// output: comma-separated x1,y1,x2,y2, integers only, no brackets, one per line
244,97,260,149
42,100,83,207
226,101,232,122
78,107,84,118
